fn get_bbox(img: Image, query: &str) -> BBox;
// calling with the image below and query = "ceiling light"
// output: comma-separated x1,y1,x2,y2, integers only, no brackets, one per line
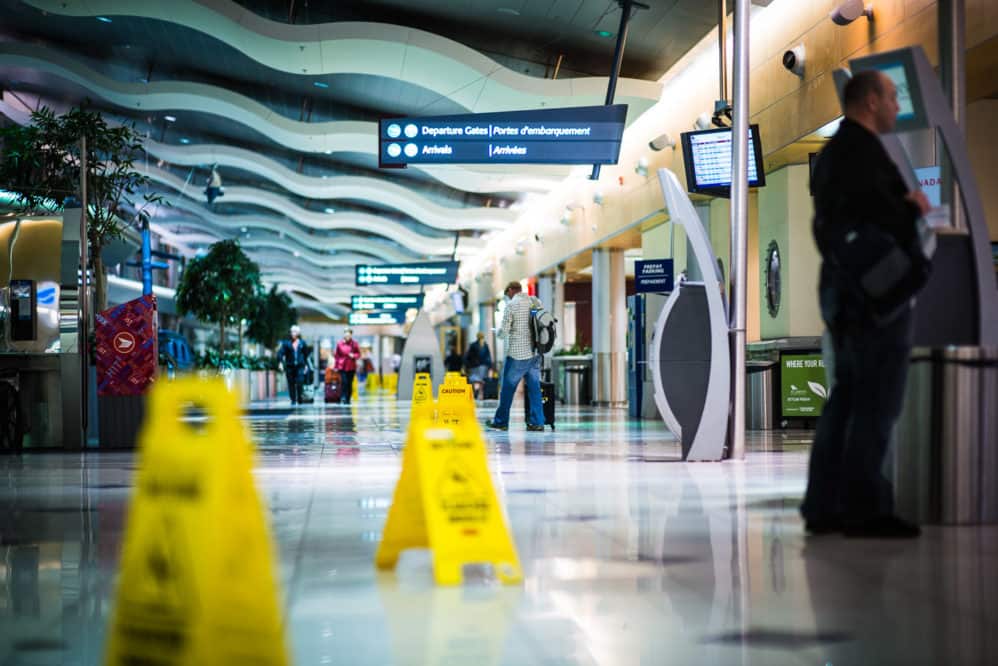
179,137,190,144
324,207,335,214
164,115,176,122
97,16,113,23
497,7,520,15
313,81,329,89
594,30,614,38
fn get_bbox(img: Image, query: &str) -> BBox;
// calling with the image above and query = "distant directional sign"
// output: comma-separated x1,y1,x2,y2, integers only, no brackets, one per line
349,311,407,326
355,262,459,286
351,294,425,311
379,105,627,167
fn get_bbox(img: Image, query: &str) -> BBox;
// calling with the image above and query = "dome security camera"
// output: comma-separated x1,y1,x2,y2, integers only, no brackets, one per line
830,0,873,26
783,45,806,76
649,133,676,151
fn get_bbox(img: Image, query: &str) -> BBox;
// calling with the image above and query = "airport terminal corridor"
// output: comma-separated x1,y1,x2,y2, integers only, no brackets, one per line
2,397,996,665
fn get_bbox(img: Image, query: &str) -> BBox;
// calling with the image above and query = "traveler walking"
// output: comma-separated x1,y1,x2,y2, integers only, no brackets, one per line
464,332,493,399
801,70,932,539
333,328,361,405
485,282,545,432
278,325,311,405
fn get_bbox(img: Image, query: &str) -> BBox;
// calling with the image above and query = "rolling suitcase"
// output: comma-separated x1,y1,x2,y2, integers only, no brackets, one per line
524,376,555,430
483,376,499,400
300,382,316,404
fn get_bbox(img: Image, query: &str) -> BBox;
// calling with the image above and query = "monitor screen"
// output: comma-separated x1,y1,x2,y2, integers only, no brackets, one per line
849,48,927,132
681,124,766,197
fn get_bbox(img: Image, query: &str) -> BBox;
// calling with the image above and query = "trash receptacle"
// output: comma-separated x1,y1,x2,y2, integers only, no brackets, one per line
895,347,998,525
564,364,591,405
746,361,777,430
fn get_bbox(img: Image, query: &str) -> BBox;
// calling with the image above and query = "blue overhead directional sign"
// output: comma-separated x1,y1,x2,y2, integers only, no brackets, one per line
355,261,459,286
379,104,627,166
349,311,407,326
351,294,425,311
634,259,674,294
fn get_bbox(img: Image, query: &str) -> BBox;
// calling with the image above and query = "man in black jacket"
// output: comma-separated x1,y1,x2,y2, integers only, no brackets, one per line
278,325,311,405
801,70,931,539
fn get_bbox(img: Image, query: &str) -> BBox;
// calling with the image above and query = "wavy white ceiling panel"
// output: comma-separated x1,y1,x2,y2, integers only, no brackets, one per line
25,0,662,120
141,165,500,244
149,198,425,261
143,139,517,229
0,43,566,194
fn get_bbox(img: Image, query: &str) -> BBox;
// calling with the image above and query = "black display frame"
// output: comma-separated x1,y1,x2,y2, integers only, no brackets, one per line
680,123,766,198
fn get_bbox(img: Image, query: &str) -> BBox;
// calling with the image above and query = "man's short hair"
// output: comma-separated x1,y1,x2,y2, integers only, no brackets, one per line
504,281,523,295
290,325,301,334
843,70,885,110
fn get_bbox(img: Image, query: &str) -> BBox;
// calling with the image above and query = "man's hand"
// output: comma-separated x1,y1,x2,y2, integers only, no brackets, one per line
906,190,931,216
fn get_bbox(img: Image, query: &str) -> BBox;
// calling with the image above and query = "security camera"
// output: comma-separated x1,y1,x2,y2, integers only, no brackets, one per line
693,112,712,131
649,133,676,151
830,0,873,25
783,45,806,76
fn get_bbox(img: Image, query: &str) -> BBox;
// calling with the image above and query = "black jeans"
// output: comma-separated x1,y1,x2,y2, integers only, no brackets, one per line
340,370,355,404
286,367,304,404
801,308,913,525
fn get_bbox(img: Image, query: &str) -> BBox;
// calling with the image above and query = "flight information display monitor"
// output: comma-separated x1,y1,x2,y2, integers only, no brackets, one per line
351,294,425,311
849,49,928,132
680,124,766,197
378,105,627,166
355,261,459,286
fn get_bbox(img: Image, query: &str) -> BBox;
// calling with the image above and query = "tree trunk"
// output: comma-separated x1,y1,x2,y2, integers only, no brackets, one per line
93,253,108,315
219,320,226,353
238,319,243,355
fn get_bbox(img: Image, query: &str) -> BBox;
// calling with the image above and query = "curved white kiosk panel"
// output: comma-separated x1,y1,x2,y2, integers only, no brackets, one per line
650,170,731,461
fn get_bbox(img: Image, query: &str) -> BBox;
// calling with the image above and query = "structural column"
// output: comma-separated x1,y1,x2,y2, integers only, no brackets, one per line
536,270,564,354
592,248,627,405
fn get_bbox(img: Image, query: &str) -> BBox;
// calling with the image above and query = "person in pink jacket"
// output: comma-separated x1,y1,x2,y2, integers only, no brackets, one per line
333,328,361,404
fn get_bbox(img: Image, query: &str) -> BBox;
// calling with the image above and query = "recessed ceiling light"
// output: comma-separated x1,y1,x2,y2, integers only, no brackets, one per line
497,7,520,15
313,81,329,89
178,137,190,144
594,30,614,38
164,115,176,122
97,16,112,23
324,208,335,214
240,226,248,233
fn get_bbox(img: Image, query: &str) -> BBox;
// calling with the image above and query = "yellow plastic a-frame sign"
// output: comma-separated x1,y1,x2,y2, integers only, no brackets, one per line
375,404,522,586
444,371,465,386
105,377,288,666
412,372,433,408
437,381,474,426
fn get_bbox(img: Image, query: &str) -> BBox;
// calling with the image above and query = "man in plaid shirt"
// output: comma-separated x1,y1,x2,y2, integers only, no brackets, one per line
486,281,545,432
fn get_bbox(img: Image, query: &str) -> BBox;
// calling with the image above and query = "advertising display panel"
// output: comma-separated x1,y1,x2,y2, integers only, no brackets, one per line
780,353,828,418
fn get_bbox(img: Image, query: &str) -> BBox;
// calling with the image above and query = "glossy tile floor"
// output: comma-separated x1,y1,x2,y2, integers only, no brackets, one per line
2,395,997,665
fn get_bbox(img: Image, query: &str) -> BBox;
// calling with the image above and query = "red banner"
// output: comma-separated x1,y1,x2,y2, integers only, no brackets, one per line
96,295,158,396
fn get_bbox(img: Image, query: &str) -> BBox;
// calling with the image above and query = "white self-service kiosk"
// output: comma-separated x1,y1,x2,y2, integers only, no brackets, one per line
841,46,998,346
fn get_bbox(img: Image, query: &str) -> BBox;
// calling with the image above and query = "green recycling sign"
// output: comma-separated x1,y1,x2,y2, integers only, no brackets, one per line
780,353,828,417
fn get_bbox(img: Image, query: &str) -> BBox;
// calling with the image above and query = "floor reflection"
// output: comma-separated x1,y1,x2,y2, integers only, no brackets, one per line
1,396,996,664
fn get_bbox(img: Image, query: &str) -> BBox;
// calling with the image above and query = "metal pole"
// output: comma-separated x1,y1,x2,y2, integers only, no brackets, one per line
728,0,750,461
590,0,648,181
718,0,727,104
141,219,153,296
79,135,89,439
939,0,965,231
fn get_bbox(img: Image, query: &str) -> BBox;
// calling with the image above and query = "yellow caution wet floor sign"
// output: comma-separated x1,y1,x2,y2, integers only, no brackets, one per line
437,381,474,426
444,371,465,386
105,377,288,666
412,372,433,408
375,404,522,586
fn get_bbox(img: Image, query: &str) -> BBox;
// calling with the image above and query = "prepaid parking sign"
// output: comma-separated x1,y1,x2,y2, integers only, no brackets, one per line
379,105,627,166
356,262,458,286
634,259,674,294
